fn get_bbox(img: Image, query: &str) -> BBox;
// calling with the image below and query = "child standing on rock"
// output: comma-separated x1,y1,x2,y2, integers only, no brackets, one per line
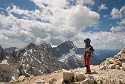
84,38,94,74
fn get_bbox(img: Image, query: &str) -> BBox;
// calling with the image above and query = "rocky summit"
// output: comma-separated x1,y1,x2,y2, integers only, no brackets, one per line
100,47,125,70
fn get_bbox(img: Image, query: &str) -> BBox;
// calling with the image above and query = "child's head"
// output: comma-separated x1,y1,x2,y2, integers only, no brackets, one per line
84,38,91,45
84,40,88,45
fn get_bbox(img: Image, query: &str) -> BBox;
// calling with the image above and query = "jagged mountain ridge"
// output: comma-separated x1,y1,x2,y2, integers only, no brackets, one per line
16,43,68,74
0,43,69,82
2,41,120,69
0,41,120,82
1,41,120,69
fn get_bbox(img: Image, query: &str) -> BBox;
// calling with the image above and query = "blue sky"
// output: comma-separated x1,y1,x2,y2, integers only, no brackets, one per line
0,0,125,49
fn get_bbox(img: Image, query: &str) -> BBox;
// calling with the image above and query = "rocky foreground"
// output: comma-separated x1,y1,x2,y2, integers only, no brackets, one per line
8,65,124,84
8,48,125,84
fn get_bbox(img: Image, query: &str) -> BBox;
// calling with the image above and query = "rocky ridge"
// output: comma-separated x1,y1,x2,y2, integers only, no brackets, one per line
0,43,69,82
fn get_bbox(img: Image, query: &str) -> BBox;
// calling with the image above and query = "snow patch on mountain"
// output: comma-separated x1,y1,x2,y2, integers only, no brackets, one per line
51,45,58,48
58,48,84,68
59,49,76,61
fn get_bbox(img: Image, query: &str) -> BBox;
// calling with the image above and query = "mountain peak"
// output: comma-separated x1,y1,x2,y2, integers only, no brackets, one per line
62,41,74,46
25,43,36,50
51,41,77,57
58,40,76,49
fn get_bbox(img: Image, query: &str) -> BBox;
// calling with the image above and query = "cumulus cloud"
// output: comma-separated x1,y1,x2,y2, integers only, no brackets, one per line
31,0,95,8
119,18,125,26
68,5,100,29
110,26,125,33
110,5,125,37
111,8,123,19
7,5,30,16
111,5,125,19
110,18,125,33
98,4,108,11
0,0,100,48
76,0,95,6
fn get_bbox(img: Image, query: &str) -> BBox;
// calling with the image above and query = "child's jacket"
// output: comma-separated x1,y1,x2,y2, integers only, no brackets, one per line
84,44,94,56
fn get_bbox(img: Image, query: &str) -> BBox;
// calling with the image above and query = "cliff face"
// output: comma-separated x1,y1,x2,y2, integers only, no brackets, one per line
16,43,69,76
51,41,77,58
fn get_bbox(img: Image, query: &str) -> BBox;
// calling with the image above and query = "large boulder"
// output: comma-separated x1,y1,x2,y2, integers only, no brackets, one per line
121,54,125,61
81,79,88,84
18,75,25,81
121,48,125,54
114,55,119,60
108,64,116,69
107,59,114,64
115,61,122,66
122,63,125,71
49,78,56,84
74,72,86,81
35,79,45,84
63,70,74,81
100,65,106,70
116,65,120,70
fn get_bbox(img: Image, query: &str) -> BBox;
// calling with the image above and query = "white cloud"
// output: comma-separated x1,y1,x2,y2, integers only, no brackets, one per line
110,26,125,33
31,0,67,8
31,0,95,8
120,5,125,15
48,5,100,30
110,18,125,33
68,5,100,29
103,15,108,18
98,4,108,11
110,6,125,35
0,34,8,40
119,18,125,26
111,8,122,19
111,5,125,19
7,5,30,16
76,0,95,6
